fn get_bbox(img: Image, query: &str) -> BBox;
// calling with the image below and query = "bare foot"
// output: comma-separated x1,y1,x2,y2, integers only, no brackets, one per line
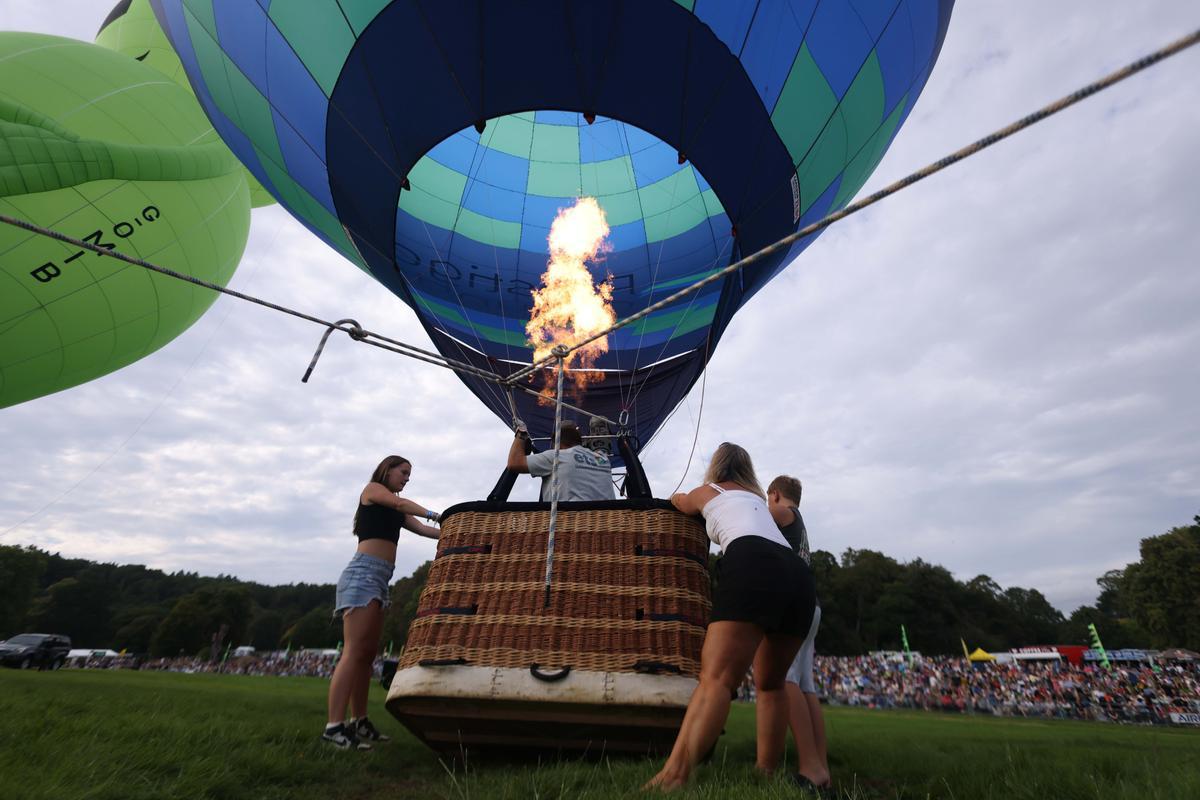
642,769,687,792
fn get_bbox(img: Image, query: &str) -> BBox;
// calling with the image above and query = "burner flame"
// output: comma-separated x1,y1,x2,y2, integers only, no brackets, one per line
525,197,616,402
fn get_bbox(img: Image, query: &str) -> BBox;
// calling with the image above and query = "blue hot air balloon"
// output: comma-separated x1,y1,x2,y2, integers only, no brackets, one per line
149,0,953,450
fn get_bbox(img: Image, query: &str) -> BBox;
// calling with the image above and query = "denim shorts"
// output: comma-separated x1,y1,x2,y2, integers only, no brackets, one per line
786,605,822,691
333,552,395,618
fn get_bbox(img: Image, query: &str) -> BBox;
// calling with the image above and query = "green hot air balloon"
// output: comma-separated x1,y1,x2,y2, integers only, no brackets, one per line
94,0,275,208
0,32,251,408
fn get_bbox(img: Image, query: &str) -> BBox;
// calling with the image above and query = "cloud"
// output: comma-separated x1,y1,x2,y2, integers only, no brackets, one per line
2,2,1198,619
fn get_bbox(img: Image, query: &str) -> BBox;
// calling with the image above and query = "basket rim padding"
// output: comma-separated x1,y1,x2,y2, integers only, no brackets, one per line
439,497,676,523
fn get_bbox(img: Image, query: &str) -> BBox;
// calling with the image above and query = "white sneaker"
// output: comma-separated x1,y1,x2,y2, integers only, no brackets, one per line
321,723,371,751
354,717,391,743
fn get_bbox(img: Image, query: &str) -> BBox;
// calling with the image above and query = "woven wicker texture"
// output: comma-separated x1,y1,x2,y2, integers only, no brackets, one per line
400,507,711,677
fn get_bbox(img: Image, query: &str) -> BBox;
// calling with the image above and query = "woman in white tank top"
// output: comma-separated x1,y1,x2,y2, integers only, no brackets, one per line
646,443,817,791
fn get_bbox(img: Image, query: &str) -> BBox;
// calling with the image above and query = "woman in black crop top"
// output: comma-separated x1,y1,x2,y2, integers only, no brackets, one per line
322,455,441,750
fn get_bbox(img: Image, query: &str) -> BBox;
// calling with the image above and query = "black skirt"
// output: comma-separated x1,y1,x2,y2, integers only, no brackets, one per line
710,536,816,637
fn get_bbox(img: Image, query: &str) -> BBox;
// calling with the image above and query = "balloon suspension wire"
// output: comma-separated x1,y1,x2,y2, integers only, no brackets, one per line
543,346,568,608
671,333,712,497
502,27,1200,387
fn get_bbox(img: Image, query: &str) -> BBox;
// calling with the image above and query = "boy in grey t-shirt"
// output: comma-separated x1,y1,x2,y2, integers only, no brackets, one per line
507,421,614,501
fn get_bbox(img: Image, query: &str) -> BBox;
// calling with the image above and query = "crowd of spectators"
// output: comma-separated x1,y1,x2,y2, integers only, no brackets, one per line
66,651,381,679
65,650,1200,726
814,655,1200,724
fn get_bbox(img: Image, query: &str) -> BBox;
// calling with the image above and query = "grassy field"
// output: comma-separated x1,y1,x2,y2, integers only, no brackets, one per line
1,669,1197,800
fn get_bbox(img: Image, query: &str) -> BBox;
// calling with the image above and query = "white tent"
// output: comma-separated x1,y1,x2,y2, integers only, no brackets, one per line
1006,647,1062,661
67,649,119,659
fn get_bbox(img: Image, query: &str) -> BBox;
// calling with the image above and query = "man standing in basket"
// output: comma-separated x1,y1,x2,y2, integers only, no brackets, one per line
767,475,831,789
507,419,615,501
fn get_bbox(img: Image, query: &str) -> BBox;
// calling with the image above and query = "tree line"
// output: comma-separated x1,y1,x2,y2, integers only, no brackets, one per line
1,514,1194,657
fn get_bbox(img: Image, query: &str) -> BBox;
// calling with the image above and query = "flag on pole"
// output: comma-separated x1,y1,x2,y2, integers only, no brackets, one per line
900,624,913,667
385,640,394,659
220,641,232,669
960,637,970,660
1087,623,1111,669
284,640,291,661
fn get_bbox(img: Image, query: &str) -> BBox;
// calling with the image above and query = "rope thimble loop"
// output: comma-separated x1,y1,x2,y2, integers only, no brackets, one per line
302,318,363,383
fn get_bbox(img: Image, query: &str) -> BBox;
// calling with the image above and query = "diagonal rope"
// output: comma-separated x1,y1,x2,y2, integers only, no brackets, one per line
504,27,1200,386
0,212,509,388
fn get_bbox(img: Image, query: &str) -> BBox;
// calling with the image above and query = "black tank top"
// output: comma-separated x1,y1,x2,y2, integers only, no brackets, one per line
779,507,810,565
354,502,405,544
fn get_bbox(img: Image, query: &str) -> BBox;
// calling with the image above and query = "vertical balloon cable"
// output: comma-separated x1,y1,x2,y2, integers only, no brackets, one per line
543,345,568,608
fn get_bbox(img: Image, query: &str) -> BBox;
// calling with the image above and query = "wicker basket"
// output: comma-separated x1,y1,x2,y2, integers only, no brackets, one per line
387,499,711,755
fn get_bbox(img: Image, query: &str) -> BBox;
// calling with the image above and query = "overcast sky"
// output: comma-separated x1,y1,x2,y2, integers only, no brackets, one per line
2,2,1197,618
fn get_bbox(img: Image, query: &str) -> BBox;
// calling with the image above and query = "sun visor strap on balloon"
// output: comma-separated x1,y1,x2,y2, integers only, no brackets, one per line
617,436,652,498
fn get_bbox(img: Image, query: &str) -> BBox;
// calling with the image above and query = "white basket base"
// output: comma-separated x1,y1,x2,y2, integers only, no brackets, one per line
385,664,696,756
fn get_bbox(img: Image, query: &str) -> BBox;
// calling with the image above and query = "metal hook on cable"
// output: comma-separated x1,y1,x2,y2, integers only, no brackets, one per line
505,387,521,430
302,318,365,383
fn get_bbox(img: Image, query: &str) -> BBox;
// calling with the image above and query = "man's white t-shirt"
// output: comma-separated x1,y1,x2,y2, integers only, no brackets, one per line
526,445,615,501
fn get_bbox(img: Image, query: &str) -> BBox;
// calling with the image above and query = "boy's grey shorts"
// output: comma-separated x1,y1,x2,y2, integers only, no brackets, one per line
785,605,821,692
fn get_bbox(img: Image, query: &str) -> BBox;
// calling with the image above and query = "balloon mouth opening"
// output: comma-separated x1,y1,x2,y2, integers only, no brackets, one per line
400,110,730,247
392,110,734,387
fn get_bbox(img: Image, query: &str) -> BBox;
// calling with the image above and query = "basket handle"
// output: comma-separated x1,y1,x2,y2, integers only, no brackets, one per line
634,545,708,568
439,544,492,556
419,657,468,667
633,660,682,675
529,664,572,682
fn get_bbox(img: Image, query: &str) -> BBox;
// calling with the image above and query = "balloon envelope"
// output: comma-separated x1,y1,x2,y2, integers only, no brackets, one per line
0,33,250,407
95,0,276,208
151,0,952,448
